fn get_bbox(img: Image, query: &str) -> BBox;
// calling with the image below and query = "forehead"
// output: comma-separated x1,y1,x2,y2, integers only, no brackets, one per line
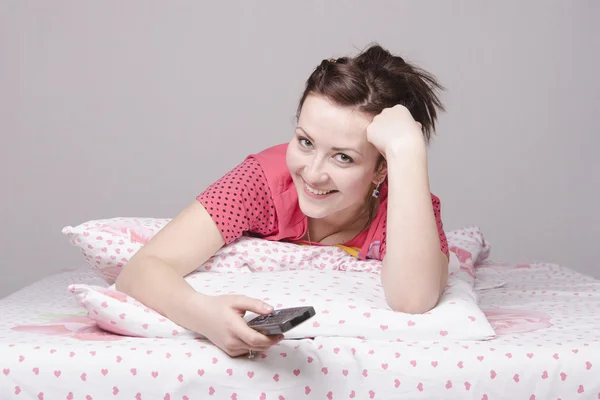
298,95,373,144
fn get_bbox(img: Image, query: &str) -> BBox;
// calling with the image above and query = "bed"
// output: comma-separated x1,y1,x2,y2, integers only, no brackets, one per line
1,223,599,400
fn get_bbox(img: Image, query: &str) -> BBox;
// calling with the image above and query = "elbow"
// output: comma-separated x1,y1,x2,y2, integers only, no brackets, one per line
114,260,139,295
386,293,441,315
114,251,150,295
114,273,130,295
388,302,433,315
381,257,448,314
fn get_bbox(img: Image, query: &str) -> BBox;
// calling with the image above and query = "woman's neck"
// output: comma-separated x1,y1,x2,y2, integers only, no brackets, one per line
307,200,377,243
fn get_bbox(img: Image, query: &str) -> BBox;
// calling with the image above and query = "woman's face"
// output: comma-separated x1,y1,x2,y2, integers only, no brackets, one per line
286,94,385,220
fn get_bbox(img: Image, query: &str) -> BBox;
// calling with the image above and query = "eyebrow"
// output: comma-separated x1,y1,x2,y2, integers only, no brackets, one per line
295,127,362,155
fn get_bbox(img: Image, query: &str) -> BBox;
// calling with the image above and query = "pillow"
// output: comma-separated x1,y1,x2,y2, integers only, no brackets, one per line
445,225,490,281
68,235,497,341
63,216,490,286
62,217,170,284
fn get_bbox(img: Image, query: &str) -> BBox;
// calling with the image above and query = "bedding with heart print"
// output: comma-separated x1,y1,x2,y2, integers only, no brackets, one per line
69,230,496,342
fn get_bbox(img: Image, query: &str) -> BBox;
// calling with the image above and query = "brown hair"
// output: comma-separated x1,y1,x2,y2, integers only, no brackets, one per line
295,43,446,228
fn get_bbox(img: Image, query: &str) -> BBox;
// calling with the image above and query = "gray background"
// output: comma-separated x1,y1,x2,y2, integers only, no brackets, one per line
1,1,599,298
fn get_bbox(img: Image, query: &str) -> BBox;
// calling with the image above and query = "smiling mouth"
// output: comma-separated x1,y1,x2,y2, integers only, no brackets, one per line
304,182,338,195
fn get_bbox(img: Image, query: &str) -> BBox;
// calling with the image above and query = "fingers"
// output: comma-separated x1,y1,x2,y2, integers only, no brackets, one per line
230,295,282,346
220,337,253,357
211,295,285,358
221,329,283,357
237,320,283,350
232,295,274,315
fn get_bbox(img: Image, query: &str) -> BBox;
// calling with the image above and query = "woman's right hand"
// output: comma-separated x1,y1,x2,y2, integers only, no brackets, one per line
192,293,284,357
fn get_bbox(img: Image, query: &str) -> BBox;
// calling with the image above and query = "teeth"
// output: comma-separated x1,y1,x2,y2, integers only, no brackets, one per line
305,183,333,195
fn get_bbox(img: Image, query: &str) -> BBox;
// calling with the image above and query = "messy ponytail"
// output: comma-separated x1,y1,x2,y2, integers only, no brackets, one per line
296,43,445,142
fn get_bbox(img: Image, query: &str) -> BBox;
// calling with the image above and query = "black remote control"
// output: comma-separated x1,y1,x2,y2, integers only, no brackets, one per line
247,306,315,335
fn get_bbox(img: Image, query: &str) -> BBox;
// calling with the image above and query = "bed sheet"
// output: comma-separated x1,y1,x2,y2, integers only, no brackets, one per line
1,263,599,400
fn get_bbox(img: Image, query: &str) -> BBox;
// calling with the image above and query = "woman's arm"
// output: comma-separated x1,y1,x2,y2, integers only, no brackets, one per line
115,156,279,347
380,140,449,314
115,199,283,357
115,200,226,331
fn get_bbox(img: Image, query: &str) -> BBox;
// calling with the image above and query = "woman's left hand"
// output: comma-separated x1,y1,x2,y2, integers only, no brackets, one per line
366,105,425,158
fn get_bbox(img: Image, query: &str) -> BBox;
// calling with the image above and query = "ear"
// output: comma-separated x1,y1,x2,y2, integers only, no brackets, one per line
372,158,387,185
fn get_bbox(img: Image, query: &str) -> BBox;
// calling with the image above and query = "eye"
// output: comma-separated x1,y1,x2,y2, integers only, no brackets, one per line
297,136,353,164
335,154,353,164
298,137,312,148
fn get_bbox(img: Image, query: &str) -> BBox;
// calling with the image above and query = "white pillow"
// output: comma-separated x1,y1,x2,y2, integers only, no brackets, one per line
69,236,496,341
62,216,490,287
62,217,170,284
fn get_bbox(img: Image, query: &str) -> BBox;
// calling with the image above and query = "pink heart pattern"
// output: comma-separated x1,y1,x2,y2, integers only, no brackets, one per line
1,229,599,399
68,234,495,342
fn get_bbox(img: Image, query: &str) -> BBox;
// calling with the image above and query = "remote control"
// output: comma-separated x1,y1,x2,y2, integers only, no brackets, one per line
247,306,315,335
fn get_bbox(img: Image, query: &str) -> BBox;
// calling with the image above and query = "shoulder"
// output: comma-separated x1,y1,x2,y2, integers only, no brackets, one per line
247,143,288,165
243,142,305,241
245,143,291,196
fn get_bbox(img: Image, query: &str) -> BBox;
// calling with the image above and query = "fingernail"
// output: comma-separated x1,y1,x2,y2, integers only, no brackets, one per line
278,335,285,341
263,304,274,312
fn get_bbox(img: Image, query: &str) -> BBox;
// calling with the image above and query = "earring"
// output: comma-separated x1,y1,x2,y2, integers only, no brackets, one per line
372,182,381,198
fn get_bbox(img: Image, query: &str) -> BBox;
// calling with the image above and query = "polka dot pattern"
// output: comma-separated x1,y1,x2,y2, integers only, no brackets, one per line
196,158,278,245
378,193,448,260
432,195,449,257
196,157,449,262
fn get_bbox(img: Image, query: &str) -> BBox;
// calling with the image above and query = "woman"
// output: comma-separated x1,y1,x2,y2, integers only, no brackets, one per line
116,43,449,358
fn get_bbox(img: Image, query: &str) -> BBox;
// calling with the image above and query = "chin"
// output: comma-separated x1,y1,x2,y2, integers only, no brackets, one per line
297,200,330,219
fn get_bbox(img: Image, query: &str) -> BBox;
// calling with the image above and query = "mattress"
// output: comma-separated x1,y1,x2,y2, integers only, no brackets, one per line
1,262,599,400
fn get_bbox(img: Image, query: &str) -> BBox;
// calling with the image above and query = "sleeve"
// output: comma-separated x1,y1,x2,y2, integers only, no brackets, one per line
195,157,278,245
431,194,449,260
379,193,449,260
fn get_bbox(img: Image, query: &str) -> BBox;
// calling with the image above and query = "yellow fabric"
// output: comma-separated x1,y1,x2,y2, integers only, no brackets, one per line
333,244,361,258
293,241,361,258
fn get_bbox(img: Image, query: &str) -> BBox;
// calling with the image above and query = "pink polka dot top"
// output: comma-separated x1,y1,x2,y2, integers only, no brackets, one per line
197,143,448,261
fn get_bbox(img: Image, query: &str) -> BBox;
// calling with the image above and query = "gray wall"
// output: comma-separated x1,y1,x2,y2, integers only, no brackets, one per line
2,1,599,298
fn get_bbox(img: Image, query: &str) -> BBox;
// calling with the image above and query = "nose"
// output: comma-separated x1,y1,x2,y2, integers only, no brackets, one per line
303,156,329,185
